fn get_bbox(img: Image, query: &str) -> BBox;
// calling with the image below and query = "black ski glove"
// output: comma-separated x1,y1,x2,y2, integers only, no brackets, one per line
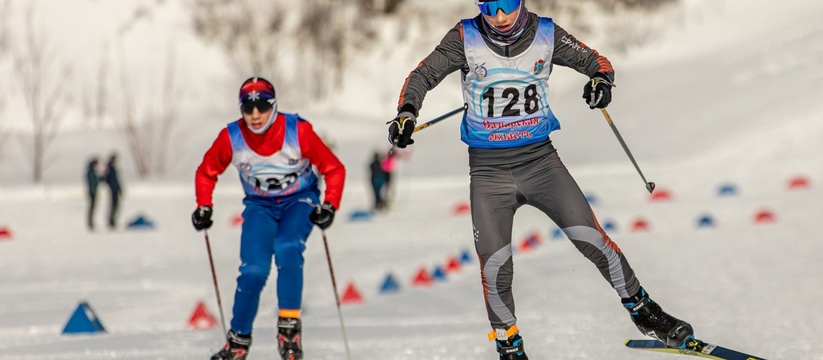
582,73,614,109
191,205,213,231
309,202,336,230
387,111,417,148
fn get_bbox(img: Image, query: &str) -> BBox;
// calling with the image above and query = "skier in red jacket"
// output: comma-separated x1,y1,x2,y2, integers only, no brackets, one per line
192,77,345,360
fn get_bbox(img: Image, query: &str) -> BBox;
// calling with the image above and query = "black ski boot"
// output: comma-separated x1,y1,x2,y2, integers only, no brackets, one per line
211,330,251,360
277,317,303,360
622,287,694,348
493,329,529,359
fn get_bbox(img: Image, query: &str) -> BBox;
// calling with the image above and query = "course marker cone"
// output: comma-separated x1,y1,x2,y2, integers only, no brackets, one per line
650,188,672,202
717,183,738,197
602,220,617,232
379,273,401,294
231,214,244,227
432,266,447,282
631,218,650,232
187,301,217,330
459,249,473,264
0,227,11,240
550,227,564,240
445,256,461,273
341,282,364,304
412,268,432,286
452,201,471,215
788,176,811,190
62,301,106,334
697,214,716,228
754,210,776,224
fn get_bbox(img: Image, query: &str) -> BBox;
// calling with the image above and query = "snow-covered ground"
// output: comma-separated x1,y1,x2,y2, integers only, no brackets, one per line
2,0,823,359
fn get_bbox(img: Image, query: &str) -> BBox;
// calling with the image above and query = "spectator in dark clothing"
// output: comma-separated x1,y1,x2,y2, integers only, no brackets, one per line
85,157,100,231
368,152,387,211
103,153,122,230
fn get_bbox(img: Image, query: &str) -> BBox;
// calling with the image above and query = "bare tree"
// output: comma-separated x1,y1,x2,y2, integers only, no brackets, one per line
297,1,347,97
0,0,11,160
78,43,110,130
95,45,110,129
116,46,152,178
0,0,9,53
191,0,284,78
115,40,180,179
152,43,180,176
14,2,69,182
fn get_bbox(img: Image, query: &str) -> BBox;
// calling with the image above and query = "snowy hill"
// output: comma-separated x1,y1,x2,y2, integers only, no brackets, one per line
1,0,823,359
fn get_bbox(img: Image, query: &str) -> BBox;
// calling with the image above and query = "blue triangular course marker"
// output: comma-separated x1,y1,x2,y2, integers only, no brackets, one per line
717,184,738,197
585,193,598,206
348,210,373,222
127,214,155,230
697,214,715,228
432,266,447,282
459,249,473,264
379,273,400,294
62,301,106,334
602,220,617,232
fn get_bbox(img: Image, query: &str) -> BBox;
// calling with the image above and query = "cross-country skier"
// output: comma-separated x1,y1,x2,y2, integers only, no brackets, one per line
387,1,693,358
192,77,346,360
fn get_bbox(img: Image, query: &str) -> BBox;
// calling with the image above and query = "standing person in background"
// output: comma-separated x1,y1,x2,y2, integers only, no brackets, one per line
103,153,122,230
379,151,396,208
368,151,387,211
85,157,100,231
387,1,693,358
191,77,346,360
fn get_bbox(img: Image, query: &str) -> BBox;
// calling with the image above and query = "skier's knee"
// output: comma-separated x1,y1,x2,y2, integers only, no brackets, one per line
274,240,305,268
238,265,270,291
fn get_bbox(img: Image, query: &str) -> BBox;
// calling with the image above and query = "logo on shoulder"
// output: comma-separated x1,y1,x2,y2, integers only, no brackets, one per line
474,63,487,79
533,59,545,75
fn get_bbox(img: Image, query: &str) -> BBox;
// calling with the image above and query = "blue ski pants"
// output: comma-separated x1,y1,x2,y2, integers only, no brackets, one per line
230,190,319,335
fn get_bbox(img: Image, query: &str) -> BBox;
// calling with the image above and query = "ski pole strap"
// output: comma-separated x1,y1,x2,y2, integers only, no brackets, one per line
487,324,519,341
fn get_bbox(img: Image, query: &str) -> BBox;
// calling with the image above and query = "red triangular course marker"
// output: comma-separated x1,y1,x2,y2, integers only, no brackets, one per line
631,218,650,232
0,227,11,240
452,202,471,215
650,188,672,202
412,268,432,286
788,176,810,190
187,301,217,330
341,282,364,304
753,210,776,224
445,256,461,273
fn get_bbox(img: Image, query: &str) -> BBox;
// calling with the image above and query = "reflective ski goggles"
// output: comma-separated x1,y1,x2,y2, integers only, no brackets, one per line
240,99,274,115
476,0,522,16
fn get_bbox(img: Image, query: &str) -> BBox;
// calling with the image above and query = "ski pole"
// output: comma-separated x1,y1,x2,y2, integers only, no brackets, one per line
600,108,656,193
389,104,467,155
321,230,352,360
203,230,228,335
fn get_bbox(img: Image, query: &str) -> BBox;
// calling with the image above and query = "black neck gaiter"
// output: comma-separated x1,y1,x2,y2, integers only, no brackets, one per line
478,4,530,47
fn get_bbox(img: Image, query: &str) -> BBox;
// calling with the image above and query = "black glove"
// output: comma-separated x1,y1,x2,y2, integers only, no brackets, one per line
582,73,613,109
191,205,213,231
387,111,417,148
309,202,336,230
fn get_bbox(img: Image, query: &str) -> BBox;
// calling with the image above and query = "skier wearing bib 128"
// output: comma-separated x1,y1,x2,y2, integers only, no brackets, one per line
192,77,346,360
388,1,693,358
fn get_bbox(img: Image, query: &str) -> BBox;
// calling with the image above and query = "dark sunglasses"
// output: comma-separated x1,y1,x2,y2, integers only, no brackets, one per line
476,0,521,16
240,100,274,115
